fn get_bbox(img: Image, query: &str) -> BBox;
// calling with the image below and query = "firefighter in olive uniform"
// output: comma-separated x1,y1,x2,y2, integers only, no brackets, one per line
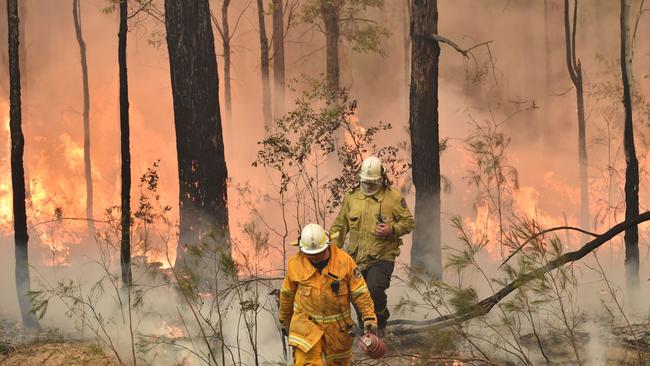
279,223,378,365
329,156,415,335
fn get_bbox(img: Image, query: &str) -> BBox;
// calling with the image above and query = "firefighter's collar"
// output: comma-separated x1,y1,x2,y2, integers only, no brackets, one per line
324,245,346,279
296,245,346,281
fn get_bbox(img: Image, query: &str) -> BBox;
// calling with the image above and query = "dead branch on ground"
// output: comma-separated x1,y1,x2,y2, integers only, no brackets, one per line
388,211,650,334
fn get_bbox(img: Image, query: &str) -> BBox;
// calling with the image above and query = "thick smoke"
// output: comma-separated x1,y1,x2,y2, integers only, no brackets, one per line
0,0,649,364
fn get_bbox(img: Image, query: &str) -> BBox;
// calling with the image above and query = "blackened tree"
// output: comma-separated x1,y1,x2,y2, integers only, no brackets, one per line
408,0,442,279
118,0,132,286
8,0,40,330
272,0,285,119
164,0,230,270
620,0,639,289
256,0,272,130
73,0,94,236
563,0,589,235
320,0,340,89
302,0,389,89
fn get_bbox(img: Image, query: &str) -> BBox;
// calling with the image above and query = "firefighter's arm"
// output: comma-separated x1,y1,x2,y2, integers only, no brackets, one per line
391,194,414,238
279,272,297,333
329,194,350,248
348,264,377,329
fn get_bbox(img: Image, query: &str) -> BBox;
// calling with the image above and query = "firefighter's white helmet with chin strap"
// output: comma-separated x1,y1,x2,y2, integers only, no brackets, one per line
359,156,383,182
359,156,383,196
298,223,330,255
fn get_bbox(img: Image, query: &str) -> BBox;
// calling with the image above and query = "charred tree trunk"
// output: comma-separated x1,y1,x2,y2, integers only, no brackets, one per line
564,0,589,234
18,0,25,86
409,0,442,279
8,0,40,331
272,0,285,119
164,0,230,272
256,0,272,132
321,0,340,89
119,0,132,286
620,0,639,289
222,0,231,123
73,0,94,236
18,1,30,208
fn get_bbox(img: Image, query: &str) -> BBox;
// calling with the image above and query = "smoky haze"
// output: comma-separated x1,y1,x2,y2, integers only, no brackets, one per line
0,0,648,364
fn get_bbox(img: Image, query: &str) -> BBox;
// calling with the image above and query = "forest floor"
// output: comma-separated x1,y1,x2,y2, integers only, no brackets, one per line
1,314,650,365
374,319,650,366
0,318,114,366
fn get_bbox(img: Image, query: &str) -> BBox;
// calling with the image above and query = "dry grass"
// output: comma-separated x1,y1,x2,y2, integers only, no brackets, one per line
0,341,115,366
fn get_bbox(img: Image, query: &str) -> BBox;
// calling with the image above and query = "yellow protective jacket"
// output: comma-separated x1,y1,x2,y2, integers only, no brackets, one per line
279,245,377,358
329,186,414,271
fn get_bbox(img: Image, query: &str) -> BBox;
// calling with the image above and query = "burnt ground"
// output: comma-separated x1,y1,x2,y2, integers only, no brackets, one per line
1,314,650,365
353,321,650,366
0,318,115,366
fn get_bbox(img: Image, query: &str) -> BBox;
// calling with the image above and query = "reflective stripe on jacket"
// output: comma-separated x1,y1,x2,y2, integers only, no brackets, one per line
278,245,377,353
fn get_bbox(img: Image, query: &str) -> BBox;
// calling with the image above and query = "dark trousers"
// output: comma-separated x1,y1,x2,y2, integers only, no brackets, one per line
355,260,394,330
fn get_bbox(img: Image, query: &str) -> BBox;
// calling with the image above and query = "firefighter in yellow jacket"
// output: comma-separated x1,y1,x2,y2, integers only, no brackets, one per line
279,223,378,365
330,156,415,335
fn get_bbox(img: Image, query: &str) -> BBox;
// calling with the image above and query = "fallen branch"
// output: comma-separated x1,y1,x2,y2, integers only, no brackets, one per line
499,225,599,269
388,212,650,335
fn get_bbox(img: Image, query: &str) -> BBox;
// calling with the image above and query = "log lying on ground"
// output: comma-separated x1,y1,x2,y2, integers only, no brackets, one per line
388,212,650,335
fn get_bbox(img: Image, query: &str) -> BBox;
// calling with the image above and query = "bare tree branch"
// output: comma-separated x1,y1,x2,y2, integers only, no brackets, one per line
564,0,580,85
230,0,254,41
633,0,647,46
419,32,492,59
127,0,155,20
210,9,224,39
338,17,377,23
499,225,599,269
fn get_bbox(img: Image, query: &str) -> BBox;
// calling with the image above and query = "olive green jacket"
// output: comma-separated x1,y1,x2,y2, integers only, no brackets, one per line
329,187,414,270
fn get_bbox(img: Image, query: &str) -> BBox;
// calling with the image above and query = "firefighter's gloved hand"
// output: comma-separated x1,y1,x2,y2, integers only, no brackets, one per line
281,324,289,337
363,322,376,334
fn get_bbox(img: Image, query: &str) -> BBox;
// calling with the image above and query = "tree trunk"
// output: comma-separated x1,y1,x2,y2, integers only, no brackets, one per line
222,0,231,123
564,0,589,235
8,0,40,331
620,0,639,289
119,0,132,286
18,1,30,209
73,0,94,236
408,0,442,279
164,0,230,273
321,0,339,89
18,0,25,86
272,0,285,119
403,0,410,117
256,0,272,132
543,0,565,149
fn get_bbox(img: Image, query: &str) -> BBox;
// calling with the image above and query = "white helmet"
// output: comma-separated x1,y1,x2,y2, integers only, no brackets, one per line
299,223,330,255
359,156,383,183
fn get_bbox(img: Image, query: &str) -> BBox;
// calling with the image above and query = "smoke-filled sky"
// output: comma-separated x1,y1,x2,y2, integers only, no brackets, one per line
0,0,649,317
0,3,649,365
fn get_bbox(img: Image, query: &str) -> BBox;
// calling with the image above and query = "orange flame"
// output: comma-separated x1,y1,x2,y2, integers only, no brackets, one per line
1,106,13,232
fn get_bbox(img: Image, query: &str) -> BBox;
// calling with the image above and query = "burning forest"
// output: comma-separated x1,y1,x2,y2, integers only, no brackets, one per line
0,0,650,365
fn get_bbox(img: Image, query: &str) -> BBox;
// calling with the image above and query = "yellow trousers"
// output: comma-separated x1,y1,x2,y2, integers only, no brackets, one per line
293,336,351,366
